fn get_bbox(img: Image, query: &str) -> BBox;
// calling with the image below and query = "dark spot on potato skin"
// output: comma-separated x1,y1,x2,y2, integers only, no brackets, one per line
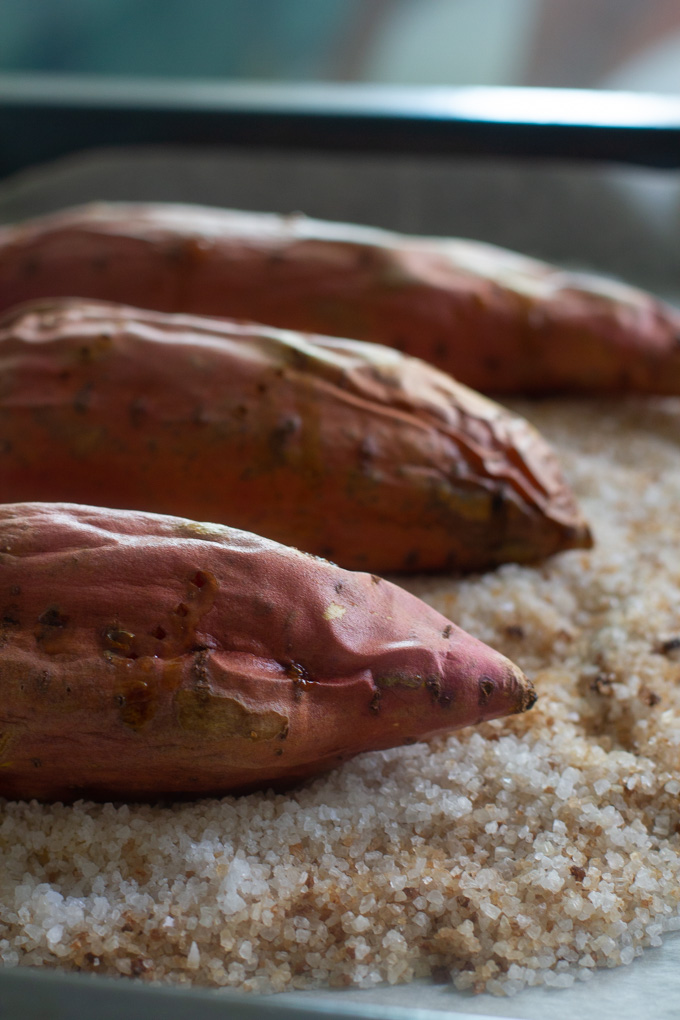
2,606,20,627
425,675,442,702
36,671,51,693
483,355,501,375
402,549,420,571
22,256,40,277
285,661,309,683
491,490,506,519
285,661,311,703
479,676,495,705
433,339,449,361
38,607,69,628
129,398,149,428
269,415,301,461
73,383,93,414
91,255,111,272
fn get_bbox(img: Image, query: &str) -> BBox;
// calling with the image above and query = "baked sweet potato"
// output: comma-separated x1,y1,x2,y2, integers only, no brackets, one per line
0,502,536,801
0,298,591,573
0,202,678,394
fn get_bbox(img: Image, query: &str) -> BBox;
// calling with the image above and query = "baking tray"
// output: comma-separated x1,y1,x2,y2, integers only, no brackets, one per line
3,75,680,178
2,77,680,1020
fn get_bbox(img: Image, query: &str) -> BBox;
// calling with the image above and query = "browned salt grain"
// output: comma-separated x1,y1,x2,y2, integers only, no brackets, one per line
3,397,680,997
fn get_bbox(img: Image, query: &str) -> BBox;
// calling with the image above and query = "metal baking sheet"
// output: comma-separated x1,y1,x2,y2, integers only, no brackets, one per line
2,143,680,1020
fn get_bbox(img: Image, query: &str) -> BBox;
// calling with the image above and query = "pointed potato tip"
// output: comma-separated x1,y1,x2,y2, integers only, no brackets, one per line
543,513,593,559
519,675,538,713
565,519,594,552
506,661,537,715
478,659,537,723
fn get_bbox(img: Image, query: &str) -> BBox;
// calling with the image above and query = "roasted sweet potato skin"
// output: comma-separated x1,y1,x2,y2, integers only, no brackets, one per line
0,298,591,573
0,202,678,395
0,502,536,802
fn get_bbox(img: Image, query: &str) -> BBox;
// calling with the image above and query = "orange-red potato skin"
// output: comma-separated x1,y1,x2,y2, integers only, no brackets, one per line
0,299,591,574
0,202,678,394
0,502,536,802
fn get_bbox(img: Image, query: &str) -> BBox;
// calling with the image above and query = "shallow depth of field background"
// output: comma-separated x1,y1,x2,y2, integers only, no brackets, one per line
1,0,680,94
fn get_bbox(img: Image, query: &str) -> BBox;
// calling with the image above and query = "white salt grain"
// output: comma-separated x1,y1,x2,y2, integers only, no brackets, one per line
45,926,64,950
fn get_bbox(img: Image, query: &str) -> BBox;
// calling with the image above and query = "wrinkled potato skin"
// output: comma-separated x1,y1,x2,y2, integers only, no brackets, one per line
0,299,590,573
0,202,678,394
0,502,536,802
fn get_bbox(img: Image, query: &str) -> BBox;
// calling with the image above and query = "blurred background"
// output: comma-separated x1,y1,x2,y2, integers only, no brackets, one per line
2,0,680,298
1,0,680,93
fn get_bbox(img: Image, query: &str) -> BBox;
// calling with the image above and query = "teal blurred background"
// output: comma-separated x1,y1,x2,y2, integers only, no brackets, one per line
1,0,680,92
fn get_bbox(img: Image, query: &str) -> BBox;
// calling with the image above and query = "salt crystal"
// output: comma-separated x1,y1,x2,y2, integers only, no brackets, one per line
539,871,564,893
481,901,501,920
383,931,406,949
354,940,371,961
237,939,253,960
45,925,64,949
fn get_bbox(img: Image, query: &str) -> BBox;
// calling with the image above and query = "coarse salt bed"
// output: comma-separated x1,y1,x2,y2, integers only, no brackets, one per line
4,398,680,996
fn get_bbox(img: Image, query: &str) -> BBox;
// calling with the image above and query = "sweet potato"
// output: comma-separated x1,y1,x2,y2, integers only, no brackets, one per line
0,502,537,801
0,202,678,394
0,298,591,573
